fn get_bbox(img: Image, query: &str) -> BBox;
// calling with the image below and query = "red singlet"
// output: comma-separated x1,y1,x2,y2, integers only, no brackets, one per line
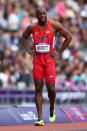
33,20,56,82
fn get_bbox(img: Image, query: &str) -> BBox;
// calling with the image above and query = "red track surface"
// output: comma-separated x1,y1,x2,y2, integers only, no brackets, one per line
0,122,87,131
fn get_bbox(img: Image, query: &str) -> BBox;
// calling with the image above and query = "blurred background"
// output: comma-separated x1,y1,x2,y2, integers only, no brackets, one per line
0,0,87,107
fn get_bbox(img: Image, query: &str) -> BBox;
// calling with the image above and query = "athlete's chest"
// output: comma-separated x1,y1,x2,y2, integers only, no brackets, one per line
34,29,51,42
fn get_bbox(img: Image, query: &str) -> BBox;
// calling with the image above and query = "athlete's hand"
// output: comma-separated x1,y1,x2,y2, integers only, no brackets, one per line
49,50,60,58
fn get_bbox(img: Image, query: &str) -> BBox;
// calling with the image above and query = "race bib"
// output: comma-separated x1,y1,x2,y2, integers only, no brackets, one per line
36,43,50,53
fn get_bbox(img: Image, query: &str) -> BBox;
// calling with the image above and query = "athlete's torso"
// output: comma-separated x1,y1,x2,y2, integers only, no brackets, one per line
33,20,55,65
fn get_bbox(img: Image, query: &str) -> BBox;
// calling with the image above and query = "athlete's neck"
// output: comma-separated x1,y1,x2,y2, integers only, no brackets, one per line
38,21,47,29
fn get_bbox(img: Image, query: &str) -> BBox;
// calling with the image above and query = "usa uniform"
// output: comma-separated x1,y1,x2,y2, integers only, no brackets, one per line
33,20,56,82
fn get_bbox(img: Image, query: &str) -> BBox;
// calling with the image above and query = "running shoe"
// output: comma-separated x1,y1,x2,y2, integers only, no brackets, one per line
49,108,56,122
35,118,44,126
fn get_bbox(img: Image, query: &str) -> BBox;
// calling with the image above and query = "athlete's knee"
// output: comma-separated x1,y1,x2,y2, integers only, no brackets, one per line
47,82,55,91
34,80,43,94
49,87,55,94
35,86,42,93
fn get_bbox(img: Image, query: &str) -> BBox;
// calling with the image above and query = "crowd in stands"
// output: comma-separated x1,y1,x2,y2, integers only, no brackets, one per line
0,0,87,91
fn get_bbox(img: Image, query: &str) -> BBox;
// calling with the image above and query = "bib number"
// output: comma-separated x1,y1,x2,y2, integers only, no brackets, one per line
36,43,50,53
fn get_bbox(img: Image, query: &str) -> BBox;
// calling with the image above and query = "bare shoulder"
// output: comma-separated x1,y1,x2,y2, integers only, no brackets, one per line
22,23,35,38
50,19,64,31
49,19,71,38
26,23,35,34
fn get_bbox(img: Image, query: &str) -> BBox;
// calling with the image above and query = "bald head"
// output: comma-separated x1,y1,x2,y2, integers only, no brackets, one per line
36,7,46,14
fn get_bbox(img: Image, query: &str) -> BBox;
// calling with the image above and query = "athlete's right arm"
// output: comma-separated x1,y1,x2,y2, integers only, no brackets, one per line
21,24,35,56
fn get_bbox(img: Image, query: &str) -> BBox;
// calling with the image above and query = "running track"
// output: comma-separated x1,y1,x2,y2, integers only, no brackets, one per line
0,122,87,131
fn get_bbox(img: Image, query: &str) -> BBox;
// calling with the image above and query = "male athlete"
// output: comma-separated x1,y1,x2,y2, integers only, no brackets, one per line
21,7,72,126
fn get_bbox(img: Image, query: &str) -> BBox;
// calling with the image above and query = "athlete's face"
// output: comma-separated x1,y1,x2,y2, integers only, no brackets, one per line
36,8,47,25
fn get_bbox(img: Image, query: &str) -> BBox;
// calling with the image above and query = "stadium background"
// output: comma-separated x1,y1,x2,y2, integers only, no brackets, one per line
0,0,87,107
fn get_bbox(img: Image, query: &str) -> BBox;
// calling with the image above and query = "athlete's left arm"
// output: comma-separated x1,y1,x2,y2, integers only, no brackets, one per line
51,20,72,55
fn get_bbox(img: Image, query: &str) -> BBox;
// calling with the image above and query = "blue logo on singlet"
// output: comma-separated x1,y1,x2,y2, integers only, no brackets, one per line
37,35,48,41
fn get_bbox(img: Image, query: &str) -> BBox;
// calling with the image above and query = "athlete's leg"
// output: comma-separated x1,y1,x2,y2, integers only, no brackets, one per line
45,62,56,122
46,82,56,122
45,62,56,109
33,63,44,119
46,82,56,110
34,79,43,118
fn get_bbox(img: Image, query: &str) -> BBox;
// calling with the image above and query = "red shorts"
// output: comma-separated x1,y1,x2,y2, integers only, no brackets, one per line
33,62,56,83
